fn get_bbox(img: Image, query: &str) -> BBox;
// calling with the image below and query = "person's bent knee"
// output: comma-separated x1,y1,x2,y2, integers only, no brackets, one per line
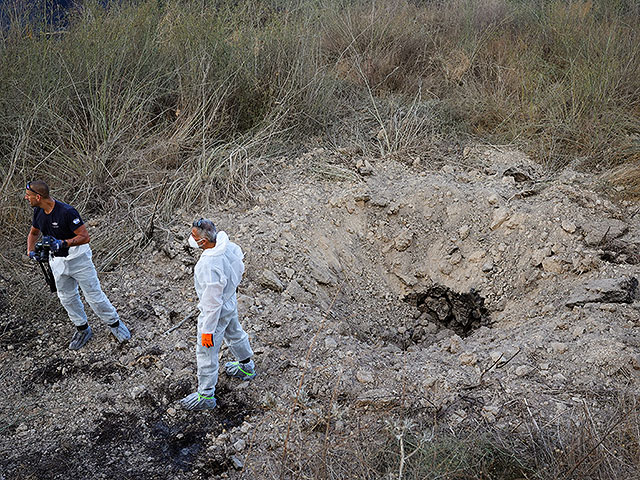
57,292,79,304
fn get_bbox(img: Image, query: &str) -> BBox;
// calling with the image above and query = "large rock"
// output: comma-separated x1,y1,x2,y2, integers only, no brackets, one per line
490,208,510,230
583,219,628,246
356,369,374,384
531,247,552,267
283,279,310,303
309,257,337,285
394,229,414,252
542,257,566,274
566,277,638,307
260,270,284,292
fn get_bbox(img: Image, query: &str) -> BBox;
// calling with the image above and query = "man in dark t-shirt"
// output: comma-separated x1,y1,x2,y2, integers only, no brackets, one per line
25,180,131,350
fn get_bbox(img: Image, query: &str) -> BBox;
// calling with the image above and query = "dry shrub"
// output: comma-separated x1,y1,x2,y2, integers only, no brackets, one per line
321,0,640,171
1,0,638,281
603,161,640,201
321,1,439,93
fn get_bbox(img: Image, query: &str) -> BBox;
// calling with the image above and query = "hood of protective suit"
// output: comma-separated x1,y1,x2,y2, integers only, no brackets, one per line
202,231,229,256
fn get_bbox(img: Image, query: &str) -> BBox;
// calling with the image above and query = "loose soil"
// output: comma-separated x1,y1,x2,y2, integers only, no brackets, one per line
2,146,639,479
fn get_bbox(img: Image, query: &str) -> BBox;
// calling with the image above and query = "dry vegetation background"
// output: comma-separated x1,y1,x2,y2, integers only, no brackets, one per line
1,0,639,478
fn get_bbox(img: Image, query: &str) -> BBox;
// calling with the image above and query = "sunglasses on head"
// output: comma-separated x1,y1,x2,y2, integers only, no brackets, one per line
26,182,42,196
192,218,205,228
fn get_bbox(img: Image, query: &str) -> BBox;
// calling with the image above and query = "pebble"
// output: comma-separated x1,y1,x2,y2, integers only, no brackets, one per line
260,270,284,292
482,260,494,272
552,373,567,383
571,326,585,337
561,221,577,234
531,247,552,266
355,389,397,408
233,439,246,451
394,230,413,252
600,304,617,312
468,250,486,263
231,455,244,470
542,257,565,274
356,369,374,384
481,405,500,422
130,385,146,399
489,350,504,363
487,193,500,206
459,352,478,366
324,337,338,349
501,175,516,187
423,377,437,388
490,208,510,230
549,342,568,354
515,365,534,376
448,335,464,354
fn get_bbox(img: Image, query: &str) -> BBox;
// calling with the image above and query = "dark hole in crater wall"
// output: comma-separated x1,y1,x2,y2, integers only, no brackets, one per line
409,284,490,338
598,240,640,265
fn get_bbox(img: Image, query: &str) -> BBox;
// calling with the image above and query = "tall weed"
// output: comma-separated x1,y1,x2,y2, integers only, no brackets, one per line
0,0,638,256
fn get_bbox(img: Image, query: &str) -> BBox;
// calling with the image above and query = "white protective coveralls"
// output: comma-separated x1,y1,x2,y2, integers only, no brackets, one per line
50,244,120,326
194,231,253,396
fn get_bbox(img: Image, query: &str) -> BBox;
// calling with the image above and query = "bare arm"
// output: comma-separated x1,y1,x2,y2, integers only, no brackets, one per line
27,227,40,254
64,224,91,247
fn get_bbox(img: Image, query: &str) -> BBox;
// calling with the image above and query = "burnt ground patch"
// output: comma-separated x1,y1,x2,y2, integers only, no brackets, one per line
87,393,253,477
21,356,130,394
21,357,77,392
1,388,255,480
79,360,129,384
0,316,37,348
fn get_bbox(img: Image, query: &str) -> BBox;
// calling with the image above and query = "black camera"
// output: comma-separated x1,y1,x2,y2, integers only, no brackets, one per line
34,236,57,293
34,237,52,261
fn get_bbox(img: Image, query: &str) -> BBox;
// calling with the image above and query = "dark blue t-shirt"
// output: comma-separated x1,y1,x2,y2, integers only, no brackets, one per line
32,200,84,256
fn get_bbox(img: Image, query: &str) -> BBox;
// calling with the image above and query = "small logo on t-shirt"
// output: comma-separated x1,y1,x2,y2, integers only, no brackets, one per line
52,222,58,227
73,218,80,224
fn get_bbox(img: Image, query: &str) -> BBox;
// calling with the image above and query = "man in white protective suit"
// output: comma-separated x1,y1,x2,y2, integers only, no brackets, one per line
25,180,131,350
179,218,256,411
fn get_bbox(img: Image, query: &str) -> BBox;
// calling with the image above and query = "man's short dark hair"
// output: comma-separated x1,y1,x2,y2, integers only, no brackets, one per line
27,180,50,198
192,218,217,242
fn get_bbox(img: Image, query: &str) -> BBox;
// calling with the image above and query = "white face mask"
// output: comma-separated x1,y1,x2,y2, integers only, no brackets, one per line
188,235,202,249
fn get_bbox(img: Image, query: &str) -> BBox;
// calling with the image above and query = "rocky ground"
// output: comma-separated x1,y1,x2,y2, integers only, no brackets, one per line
1,145,639,479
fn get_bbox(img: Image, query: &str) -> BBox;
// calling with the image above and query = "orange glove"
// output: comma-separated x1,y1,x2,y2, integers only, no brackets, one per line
201,333,213,348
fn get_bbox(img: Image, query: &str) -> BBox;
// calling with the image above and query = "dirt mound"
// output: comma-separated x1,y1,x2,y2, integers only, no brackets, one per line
2,146,640,479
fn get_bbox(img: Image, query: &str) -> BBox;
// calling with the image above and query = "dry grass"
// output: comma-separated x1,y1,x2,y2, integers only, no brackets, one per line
1,0,637,235
322,0,639,172
603,161,640,201
0,0,638,308
244,381,640,480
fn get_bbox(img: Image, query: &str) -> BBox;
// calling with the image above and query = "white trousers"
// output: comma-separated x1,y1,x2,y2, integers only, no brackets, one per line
196,298,253,396
51,246,119,327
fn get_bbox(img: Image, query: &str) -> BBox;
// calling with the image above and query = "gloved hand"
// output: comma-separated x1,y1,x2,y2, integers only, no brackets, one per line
28,251,38,260
201,333,213,348
50,238,64,253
